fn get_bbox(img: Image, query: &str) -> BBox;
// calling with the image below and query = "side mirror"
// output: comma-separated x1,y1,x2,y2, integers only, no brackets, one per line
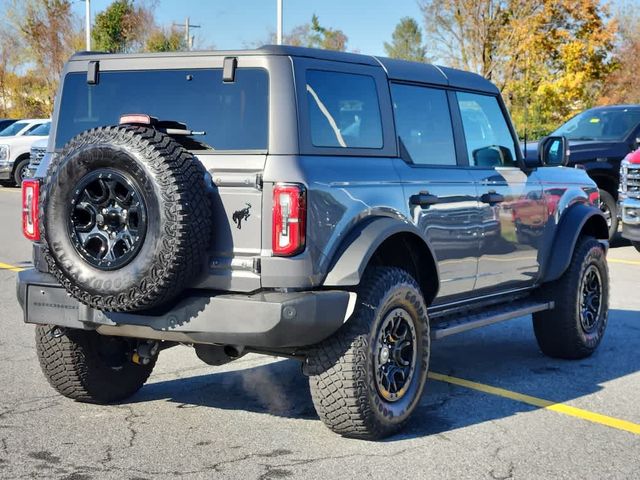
539,135,569,167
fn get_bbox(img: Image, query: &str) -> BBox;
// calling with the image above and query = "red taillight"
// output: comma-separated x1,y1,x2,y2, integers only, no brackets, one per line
272,183,306,256
22,179,40,241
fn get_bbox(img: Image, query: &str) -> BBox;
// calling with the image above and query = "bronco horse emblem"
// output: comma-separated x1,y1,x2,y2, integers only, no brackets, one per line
232,203,252,229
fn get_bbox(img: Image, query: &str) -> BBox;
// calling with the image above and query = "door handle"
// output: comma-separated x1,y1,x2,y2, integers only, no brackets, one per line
410,192,439,207
410,191,440,208
480,191,504,205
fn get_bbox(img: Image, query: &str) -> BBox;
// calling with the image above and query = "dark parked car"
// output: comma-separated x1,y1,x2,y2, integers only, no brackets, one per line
18,46,609,440
0,119,18,132
525,105,640,238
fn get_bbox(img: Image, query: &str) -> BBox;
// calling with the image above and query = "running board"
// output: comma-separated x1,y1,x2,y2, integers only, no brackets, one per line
431,300,554,340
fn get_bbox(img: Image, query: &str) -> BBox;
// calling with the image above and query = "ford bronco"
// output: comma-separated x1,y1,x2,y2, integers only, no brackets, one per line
17,46,609,439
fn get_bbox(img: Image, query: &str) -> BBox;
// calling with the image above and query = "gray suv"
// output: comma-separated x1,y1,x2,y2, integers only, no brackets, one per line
18,46,610,439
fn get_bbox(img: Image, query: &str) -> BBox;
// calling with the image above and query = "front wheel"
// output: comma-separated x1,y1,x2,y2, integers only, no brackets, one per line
305,267,430,440
598,189,618,240
533,236,609,359
36,325,156,403
13,157,30,187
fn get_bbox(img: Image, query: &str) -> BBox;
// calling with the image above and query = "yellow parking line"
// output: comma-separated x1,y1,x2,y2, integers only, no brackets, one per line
0,262,25,272
428,372,640,436
608,258,640,266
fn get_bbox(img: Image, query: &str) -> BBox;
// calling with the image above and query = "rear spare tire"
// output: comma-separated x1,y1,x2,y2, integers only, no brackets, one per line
41,126,213,312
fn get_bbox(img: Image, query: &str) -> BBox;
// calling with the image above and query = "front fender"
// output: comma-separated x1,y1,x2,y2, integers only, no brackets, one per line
323,217,439,287
541,203,608,283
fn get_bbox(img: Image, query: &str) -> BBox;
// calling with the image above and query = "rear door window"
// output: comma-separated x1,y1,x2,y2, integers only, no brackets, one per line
456,92,518,167
306,70,383,149
391,83,457,166
56,68,269,151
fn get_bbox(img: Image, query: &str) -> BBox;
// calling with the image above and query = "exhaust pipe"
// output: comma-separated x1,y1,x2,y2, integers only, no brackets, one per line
195,344,245,366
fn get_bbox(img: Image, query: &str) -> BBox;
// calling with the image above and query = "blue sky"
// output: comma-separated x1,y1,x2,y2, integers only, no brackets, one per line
70,0,425,55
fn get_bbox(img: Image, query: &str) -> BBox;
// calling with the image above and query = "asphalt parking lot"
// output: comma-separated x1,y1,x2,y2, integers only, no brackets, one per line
0,184,638,479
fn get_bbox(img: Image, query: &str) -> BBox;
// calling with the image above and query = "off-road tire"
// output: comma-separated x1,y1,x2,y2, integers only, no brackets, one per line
305,267,430,440
35,325,156,403
533,236,608,359
632,241,640,253
40,126,213,312
598,189,618,240
13,157,30,186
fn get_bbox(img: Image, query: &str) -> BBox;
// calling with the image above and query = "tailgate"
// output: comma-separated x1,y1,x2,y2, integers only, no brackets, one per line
196,154,266,292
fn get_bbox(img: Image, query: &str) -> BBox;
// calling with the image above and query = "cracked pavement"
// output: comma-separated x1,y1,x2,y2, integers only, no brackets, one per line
1,186,639,479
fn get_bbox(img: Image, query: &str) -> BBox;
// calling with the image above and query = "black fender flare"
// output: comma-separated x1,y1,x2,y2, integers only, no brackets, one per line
541,203,609,283
323,217,440,289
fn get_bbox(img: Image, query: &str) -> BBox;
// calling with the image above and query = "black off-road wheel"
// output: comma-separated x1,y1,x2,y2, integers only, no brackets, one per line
41,126,213,312
36,325,156,404
533,236,609,359
598,189,618,240
305,267,430,440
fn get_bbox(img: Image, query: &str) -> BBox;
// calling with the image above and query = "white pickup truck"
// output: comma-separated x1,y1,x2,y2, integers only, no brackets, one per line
0,119,50,186
620,149,640,252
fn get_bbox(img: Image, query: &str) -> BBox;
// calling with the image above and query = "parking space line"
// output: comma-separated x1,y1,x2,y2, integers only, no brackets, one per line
428,372,640,436
608,258,640,266
0,188,20,193
0,262,25,272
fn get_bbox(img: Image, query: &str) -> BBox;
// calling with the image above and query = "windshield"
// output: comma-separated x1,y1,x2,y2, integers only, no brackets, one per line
553,108,640,141
0,121,29,137
26,122,50,136
56,68,269,151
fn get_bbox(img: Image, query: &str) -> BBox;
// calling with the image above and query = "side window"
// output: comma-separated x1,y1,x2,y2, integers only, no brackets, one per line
306,70,383,149
25,123,42,134
457,92,518,168
391,83,456,166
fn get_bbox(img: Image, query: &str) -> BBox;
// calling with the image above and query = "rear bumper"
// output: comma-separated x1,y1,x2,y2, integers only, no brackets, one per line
17,269,353,349
622,198,640,241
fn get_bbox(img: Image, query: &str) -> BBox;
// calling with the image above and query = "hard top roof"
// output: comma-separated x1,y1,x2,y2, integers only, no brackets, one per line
71,44,499,94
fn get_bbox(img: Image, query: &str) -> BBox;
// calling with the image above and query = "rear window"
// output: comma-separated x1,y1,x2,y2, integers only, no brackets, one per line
306,70,383,149
56,68,269,151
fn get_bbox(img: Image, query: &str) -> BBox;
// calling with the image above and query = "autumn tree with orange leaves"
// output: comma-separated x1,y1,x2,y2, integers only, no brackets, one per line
420,0,617,138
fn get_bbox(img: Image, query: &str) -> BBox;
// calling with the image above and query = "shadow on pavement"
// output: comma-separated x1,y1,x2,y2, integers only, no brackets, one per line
130,308,639,440
610,234,631,249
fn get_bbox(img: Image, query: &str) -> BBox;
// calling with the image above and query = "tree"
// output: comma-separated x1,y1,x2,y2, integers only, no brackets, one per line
420,0,617,138
384,17,427,62
598,3,640,105
512,0,617,137
7,0,82,111
92,0,153,53
284,14,348,51
145,27,187,52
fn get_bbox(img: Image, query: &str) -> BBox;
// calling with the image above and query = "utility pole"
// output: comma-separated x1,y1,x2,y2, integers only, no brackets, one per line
84,0,91,51
276,0,283,45
173,17,201,51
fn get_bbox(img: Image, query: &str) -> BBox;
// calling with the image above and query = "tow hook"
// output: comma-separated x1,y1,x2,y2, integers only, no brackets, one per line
132,340,160,365
47,327,66,339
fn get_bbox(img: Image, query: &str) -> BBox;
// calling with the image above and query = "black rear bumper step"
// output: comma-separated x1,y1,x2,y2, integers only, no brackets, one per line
431,300,554,340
